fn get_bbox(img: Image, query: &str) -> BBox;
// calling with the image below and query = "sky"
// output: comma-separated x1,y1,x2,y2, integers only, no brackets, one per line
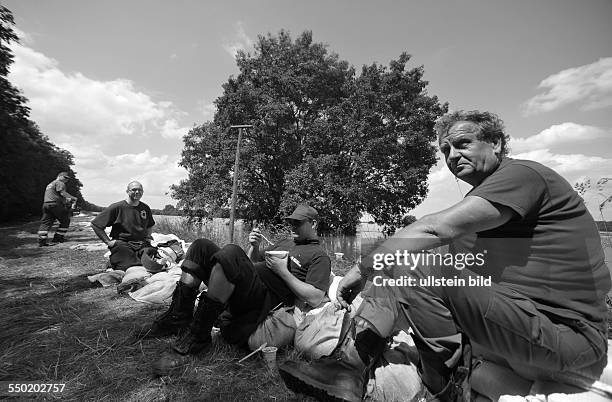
4,0,612,220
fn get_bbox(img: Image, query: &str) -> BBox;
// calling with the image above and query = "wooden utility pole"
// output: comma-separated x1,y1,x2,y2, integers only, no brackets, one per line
228,125,253,243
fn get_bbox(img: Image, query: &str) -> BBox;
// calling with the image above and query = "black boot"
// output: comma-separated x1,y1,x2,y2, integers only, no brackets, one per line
419,336,472,402
171,294,225,355
52,234,66,243
38,238,50,247
147,282,198,337
152,294,225,377
279,315,387,402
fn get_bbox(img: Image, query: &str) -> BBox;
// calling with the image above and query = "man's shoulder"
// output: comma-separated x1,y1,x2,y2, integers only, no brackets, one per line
138,201,152,210
296,240,330,259
105,200,128,209
499,158,549,174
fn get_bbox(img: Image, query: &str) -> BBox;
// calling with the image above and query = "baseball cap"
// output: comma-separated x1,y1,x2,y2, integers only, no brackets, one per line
284,204,318,221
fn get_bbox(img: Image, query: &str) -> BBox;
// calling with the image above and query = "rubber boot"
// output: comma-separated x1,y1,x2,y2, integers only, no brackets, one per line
152,294,225,377
172,294,225,355
279,315,387,402
52,234,66,243
147,281,198,337
420,335,472,402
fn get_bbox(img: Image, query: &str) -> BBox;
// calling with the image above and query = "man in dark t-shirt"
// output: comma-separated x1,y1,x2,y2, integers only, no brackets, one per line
279,111,611,401
149,204,331,376
91,181,155,270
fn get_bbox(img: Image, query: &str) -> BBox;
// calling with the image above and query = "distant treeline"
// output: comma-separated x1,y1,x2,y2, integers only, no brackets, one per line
80,201,105,213
151,205,184,216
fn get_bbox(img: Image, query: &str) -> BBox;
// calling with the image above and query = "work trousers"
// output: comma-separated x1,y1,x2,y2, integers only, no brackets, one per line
108,240,149,271
181,239,281,346
357,264,608,389
38,202,71,240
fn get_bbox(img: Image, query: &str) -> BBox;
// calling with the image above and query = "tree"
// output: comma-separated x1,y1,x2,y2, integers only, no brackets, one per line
172,30,447,233
0,6,84,221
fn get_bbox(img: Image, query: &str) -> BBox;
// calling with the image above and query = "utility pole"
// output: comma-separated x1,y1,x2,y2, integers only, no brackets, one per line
228,124,253,243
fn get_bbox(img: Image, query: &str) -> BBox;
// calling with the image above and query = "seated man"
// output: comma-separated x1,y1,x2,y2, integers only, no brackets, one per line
280,110,611,401
91,181,155,270
149,204,331,376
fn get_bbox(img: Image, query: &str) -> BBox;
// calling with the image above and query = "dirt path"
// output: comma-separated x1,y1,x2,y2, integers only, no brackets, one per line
0,214,308,401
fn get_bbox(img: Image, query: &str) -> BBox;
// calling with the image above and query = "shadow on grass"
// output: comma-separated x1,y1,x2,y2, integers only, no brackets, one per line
0,215,316,401
0,269,313,401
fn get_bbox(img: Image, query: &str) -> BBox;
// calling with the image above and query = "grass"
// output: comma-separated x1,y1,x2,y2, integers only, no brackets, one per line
3,214,609,401
0,214,320,401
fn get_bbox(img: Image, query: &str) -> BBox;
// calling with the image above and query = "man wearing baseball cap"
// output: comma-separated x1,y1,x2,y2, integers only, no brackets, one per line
148,204,331,376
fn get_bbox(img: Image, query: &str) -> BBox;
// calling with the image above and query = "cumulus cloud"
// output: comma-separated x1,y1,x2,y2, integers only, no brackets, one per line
62,144,188,208
522,57,612,115
8,41,190,144
223,22,254,58
511,122,609,153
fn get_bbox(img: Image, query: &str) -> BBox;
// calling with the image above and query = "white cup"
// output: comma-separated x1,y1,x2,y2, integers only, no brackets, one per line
261,346,278,370
265,250,288,259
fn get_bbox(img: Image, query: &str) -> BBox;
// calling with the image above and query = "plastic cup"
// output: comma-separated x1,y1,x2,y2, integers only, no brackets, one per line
265,250,288,259
261,346,278,370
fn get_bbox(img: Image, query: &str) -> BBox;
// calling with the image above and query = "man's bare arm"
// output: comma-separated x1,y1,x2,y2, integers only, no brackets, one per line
359,195,515,276
91,223,113,246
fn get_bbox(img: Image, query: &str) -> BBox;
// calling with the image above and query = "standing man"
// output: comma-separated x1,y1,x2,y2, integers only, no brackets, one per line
91,181,155,270
38,171,77,246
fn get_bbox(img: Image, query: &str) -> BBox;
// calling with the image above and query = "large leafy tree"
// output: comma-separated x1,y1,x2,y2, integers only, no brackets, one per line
0,6,83,221
172,30,446,233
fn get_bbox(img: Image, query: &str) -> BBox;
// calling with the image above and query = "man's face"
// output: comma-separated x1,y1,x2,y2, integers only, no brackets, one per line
287,219,314,242
126,184,144,202
59,175,69,183
438,121,501,186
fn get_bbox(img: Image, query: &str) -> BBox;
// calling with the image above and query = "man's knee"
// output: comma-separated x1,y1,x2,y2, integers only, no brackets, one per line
211,244,252,284
181,238,221,283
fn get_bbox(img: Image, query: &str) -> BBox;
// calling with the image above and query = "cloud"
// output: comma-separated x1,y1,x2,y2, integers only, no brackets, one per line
200,101,217,121
7,41,190,144
510,122,609,153
160,119,189,139
61,144,188,208
521,57,612,115
223,22,254,58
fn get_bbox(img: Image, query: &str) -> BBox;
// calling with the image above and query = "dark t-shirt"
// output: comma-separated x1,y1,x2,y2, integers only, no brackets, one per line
91,200,155,241
467,158,611,326
255,238,331,304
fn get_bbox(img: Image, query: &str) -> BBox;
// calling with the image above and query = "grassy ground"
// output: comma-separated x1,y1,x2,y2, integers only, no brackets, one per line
2,215,610,401
0,214,323,401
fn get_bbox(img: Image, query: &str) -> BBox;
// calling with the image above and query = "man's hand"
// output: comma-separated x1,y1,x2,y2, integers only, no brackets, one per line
335,265,366,311
107,240,117,249
248,228,263,246
265,254,289,276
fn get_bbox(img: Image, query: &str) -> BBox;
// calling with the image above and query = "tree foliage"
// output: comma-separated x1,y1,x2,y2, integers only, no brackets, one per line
172,30,446,233
0,6,84,221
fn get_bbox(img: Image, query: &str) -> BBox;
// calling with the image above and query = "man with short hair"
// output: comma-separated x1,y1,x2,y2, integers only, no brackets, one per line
91,181,155,270
38,171,78,246
280,111,611,401
149,204,331,376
